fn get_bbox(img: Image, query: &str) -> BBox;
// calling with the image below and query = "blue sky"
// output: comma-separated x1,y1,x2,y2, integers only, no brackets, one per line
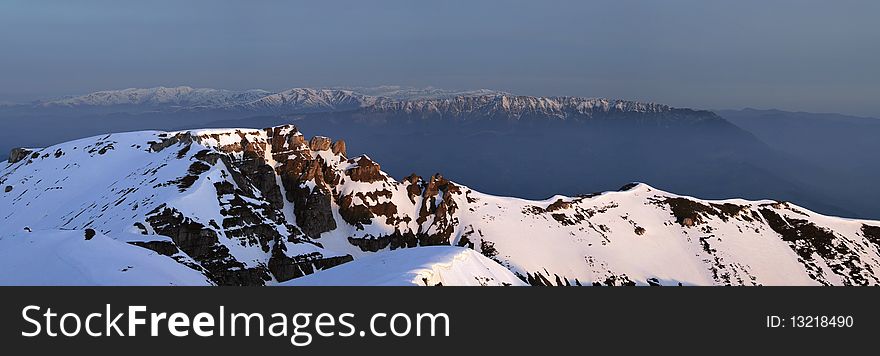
1,0,878,116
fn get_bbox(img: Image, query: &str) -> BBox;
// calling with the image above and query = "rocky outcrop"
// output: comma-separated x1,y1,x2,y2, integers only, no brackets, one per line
146,204,271,286
309,136,332,151
331,140,346,156
290,185,337,238
415,174,460,246
345,156,384,182
268,241,353,282
7,148,33,164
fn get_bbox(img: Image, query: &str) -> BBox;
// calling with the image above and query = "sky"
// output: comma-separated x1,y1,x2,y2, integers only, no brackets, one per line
1,0,878,116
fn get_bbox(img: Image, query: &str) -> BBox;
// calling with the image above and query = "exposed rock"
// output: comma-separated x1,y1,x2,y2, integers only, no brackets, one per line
404,174,423,203
291,187,337,238
663,197,747,227
268,239,353,282
308,136,332,151
84,228,96,240
331,139,346,156
415,174,460,245
546,199,574,212
149,132,192,153
8,148,33,164
618,182,641,191
761,208,875,285
682,217,696,227
347,230,420,252
146,205,271,286
3,186,11,193
346,156,384,182
128,240,180,256
864,224,880,253
337,190,399,229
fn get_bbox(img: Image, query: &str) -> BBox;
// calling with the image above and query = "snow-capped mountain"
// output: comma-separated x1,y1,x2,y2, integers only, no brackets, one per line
3,125,879,286
357,95,695,123
30,86,695,123
34,86,374,113
232,88,376,113
40,86,272,109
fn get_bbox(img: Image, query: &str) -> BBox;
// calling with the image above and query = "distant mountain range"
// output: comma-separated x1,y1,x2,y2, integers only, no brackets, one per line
1,86,878,221
26,85,506,113
3,125,879,285
27,85,685,120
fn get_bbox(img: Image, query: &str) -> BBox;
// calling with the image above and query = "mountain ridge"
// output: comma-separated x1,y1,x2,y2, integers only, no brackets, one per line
3,124,879,286
29,85,698,120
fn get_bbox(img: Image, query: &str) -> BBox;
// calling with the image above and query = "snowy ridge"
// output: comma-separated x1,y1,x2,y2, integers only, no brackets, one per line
3,124,880,286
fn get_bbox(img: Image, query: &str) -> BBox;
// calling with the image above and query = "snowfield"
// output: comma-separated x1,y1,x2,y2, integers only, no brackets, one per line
0,229,210,286
2,125,880,286
282,246,526,286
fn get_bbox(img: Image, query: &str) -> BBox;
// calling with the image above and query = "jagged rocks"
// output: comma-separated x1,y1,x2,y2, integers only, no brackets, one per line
338,190,399,229
346,156,384,183
309,136,332,151
331,139,347,156
291,188,337,238
8,148,33,164
404,174,423,203
146,205,271,286
337,194,374,228
414,174,460,245
266,125,306,153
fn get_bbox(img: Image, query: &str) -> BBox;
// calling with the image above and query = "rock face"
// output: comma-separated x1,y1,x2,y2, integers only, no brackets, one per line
345,156,383,182
3,124,880,286
308,136,332,151
331,140,346,156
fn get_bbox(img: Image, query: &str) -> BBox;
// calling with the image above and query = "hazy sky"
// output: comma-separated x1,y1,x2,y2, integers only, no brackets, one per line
1,0,878,116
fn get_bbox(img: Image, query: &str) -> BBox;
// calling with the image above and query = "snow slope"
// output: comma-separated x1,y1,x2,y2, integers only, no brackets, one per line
283,246,526,286
0,229,211,286
0,128,353,285
3,124,880,286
